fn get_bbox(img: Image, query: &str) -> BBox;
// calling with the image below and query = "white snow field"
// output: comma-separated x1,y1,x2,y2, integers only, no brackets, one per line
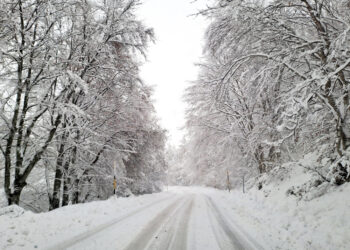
1,185,349,250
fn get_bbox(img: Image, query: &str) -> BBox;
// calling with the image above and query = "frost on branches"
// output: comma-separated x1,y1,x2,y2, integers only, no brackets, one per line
0,0,166,211
180,0,350,190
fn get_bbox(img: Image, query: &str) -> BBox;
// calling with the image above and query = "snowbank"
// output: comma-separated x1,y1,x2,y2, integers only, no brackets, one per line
200,164,350,250
0,192,173,250
0,205,25,217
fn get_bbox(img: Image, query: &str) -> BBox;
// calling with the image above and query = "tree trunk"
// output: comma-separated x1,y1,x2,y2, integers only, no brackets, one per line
50,121,67,210
72,178,80,204
336,119,350,156
255,145,266,174
7,180,26,205
62,160,71,206
50,151,64,210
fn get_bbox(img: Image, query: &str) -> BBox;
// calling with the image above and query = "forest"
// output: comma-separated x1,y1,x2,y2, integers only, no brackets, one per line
1,0,350,212
1,1,349,249
0,0,166,211
168,0,350,192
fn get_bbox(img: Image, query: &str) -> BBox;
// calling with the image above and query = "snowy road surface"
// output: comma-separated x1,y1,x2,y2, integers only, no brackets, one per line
46,191,261,250
4,184,348,249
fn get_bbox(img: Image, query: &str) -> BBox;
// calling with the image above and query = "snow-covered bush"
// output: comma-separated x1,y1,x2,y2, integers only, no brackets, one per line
286,179,330,201
328,156,350,185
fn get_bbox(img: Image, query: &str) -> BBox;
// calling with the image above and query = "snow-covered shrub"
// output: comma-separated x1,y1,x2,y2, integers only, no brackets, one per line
282,152,350,200
328,156,350,185
253,164,294,190
286,179,329,201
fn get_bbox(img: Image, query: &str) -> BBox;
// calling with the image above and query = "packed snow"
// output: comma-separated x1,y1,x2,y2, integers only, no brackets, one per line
1,183,349,250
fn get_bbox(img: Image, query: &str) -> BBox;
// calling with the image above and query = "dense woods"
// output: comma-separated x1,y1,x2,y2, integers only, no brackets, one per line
1,2,349,249
0,0,166,211
169,0,350,189
2,0,350,212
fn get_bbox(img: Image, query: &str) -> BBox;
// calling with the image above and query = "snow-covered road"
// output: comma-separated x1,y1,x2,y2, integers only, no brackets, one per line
48,192,260,250
2,184,349,250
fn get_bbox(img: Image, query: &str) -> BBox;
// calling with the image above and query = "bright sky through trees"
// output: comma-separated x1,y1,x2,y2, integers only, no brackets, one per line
137,0,208,146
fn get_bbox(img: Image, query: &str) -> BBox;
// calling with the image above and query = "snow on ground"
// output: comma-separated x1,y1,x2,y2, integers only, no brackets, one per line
1,179,349,250
0,192,175,250
167,166,350,250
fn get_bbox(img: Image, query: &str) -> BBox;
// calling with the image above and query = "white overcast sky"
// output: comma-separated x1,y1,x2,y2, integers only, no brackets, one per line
136,0,208,146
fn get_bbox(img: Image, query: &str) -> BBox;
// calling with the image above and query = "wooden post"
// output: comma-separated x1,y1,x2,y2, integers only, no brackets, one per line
226,170,231,192
113,161,117,196
113,176,117,195
242,175,245,194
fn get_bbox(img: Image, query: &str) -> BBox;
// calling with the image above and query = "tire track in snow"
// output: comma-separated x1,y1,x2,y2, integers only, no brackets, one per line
125,195,194,250
167,196,193,249
47,195,176,250
205,196,241,250
150,195,194,250
205,196,264,250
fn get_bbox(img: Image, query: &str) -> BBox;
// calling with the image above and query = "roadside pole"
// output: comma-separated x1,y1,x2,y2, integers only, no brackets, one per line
113,176,117,195
242,175,245,194
226,169,231,192
113,161,117,196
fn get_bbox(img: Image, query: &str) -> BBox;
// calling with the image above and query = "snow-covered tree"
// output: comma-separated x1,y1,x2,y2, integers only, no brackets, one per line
183,0,350,188
0,0,167,210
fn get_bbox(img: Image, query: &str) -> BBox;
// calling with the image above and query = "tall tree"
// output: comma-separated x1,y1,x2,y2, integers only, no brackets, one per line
183,0,350,187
